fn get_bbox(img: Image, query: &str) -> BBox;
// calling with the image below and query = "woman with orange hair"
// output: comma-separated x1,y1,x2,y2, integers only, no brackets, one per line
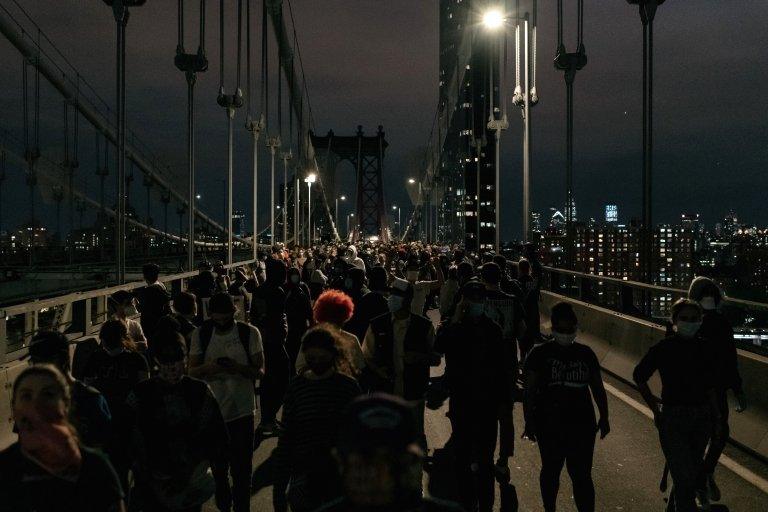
295,289,365,377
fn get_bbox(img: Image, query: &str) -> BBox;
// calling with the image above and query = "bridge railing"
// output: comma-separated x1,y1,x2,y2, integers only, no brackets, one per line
539,266,768,357
0,258,258,362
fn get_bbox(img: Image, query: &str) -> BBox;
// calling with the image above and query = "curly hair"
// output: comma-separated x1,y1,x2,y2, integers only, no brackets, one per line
313,289,355,326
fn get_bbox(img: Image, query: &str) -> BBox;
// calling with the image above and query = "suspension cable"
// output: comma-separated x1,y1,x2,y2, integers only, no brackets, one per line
278,30,283,141
34,29,40,153
63,100,69,166
178,0,184,51
73,75,79,167
246,0,252,118
531,0,538,103
236,0,243,92
218,0,224,90
513,0,522,104
22,56,28,152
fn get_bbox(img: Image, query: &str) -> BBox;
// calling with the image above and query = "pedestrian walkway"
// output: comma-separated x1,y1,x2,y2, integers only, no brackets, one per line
206,313,768,512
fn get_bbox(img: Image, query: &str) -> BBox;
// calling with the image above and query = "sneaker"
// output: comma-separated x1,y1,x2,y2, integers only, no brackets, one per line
696,488,711,511
258,420,278,435
707,473,721,502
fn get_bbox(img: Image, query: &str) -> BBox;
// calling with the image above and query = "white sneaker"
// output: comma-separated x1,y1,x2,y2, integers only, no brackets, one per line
696,488,712,510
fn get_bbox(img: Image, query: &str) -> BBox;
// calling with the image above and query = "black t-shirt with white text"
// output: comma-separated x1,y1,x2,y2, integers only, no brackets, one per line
524,341,600,427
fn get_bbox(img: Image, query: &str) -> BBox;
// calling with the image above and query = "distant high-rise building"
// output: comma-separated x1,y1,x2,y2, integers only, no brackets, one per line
233,210,246,237
605,204,618,223
531,212,542,233
566,198,577,223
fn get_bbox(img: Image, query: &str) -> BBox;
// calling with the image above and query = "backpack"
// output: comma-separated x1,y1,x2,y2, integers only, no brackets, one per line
198,320,255,367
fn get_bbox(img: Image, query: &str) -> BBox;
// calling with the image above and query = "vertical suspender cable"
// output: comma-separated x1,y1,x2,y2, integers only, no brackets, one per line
245,0,265,260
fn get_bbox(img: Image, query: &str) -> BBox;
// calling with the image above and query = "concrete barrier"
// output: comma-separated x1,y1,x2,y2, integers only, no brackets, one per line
540,291,768,460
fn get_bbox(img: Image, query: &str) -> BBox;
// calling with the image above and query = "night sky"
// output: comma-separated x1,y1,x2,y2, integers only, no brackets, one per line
0,1,766,242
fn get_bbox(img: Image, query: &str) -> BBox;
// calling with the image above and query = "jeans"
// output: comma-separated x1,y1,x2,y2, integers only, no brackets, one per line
659,405,711,512
702,390,729,475
261,343,290,424
451,413,498,512
226,415,255,512
537,422,596,512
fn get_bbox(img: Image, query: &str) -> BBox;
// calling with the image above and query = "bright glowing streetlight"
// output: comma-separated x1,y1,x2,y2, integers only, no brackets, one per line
305,173,317,245
335,195,346,236
407,178,416,184
482,9,505,30
392,204,401,239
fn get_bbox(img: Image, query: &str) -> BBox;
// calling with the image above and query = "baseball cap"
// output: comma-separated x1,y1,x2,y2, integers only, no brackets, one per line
336,394,420,456
208,293,236,314
26,331,70,361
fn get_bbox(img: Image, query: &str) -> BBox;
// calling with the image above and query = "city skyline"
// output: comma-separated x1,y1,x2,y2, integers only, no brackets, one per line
0,1,766,242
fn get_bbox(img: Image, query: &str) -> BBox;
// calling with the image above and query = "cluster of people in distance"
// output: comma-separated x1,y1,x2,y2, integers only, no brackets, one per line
0,242,747,512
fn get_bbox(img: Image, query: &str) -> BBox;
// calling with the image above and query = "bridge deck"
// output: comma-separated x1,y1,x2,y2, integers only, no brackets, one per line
204,313,768,512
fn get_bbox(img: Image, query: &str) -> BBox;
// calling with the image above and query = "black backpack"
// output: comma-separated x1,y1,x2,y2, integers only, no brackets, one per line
198,320,255,367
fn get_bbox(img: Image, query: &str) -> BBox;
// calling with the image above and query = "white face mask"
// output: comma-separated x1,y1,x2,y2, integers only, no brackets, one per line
675,321,702,339
699,297,717,311
552,332,576,346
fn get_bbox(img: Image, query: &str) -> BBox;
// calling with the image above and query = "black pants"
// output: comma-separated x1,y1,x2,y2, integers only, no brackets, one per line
261,343,290,424
702,389,729,475
451,413,498,512
537,423,596,512
226,415,255,512
659,405,710,512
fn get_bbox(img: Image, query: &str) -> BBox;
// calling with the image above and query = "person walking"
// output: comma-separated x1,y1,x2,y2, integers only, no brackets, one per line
250,258,291,434
128,333,231,512
189,293,265,512
633,298,721,512
274,327,362,511
523,302,610,512
285,267,314,376
362,278,437,445
0,365,125,512
436,282,513,512
688,277,747,502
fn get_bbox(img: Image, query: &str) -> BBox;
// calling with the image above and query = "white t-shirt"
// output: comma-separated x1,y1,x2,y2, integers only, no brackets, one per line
410,281,435,316
189,323,263,422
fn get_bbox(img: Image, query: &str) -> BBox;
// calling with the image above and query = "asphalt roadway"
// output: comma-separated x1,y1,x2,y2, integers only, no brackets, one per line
204,312,768,512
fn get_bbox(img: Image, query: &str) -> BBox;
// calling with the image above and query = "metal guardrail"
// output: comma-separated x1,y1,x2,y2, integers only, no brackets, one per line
0,258,258,363
540,265,768,355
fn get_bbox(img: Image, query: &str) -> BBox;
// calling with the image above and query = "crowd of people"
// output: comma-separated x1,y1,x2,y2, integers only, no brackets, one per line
0,241,747,512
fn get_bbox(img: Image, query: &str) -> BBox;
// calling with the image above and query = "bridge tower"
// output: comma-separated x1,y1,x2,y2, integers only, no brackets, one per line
310,126,389,241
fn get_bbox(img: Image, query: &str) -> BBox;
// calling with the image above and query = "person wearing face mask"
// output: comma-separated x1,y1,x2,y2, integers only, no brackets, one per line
342,267,372,340
296,290,365,377
285,267,314,376
343,245,366,271
634,299,721,512
108,290,148,349
82,320,149,487
315,393,463,512
274,327,361,511
688,277,746,502
347,266,390,345
189,293,265,512
435,282,513,512
0,364,126,512
249,258,291,434
135,263,172,339
523,302,610,512
362,278,437,447
26,331,113,450
404,258,444,316
127,333,231,512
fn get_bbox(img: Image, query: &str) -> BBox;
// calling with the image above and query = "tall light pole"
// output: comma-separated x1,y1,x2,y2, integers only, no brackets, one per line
175,0,207,271
281,148,292,244
103,0,146,283
392,205,400,239
483,7,508,253
267,136,281,245
347,212,355,240
304,173,316,245
294,175,300,246
336,195,346,234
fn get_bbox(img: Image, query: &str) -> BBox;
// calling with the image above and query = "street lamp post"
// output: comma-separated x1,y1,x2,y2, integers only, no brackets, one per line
347,212,355,240
267,136,281,245
103,0,146,283
483,7,508,253
392,205,400,239
304,173,316,245
335,195,346,236
294,176,300,246
281,149,292,244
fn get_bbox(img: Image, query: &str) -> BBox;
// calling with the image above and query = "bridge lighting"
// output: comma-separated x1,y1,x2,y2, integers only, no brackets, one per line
340,195,346,201
195,194,201,200
408,178,416,184
482,9,505,30
305,173,317,184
